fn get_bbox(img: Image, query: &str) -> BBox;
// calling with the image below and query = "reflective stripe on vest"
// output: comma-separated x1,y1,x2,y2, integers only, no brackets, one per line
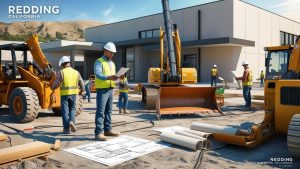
242,70,253,86
95,57,116,89
119,78,128,93
60,67,79,96
211,68,218,76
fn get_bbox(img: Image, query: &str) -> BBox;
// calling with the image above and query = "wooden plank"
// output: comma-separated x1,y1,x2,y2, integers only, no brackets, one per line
0,133,7,141
51,139,61,151
0,141,51,165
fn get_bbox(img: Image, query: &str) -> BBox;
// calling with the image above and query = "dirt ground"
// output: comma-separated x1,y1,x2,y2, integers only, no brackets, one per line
0,87,299,169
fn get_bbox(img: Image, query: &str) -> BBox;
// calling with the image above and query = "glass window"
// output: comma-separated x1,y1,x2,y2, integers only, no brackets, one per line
140,32,146,39
126,48,134,81
153,29,160,37
146,30,152,38
280,32,285,45
285,33,289,45
266,50,290,80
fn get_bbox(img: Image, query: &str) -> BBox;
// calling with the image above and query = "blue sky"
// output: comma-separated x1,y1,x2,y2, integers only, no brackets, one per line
0,0,299,23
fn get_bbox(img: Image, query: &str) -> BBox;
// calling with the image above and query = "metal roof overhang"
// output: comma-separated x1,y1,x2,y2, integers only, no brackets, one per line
138,37,255,51
42,45,102,53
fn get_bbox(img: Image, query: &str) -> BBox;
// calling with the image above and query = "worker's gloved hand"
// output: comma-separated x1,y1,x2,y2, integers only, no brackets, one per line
107,75,118,81
119,74,125,80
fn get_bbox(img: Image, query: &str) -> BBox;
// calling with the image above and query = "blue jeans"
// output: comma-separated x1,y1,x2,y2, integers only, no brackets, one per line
61,95,76,130
84,84,91,102
95,88,113,135
211,76,217,87
243,86,252,107
118,92,128,109
260,78,264,87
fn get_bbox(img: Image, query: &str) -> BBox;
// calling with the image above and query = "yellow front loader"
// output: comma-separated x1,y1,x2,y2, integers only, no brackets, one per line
0,35,83,123
194,36,300,158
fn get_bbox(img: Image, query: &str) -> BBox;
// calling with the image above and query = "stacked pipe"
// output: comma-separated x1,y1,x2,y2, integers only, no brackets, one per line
159,128,211,151
160,122,250,150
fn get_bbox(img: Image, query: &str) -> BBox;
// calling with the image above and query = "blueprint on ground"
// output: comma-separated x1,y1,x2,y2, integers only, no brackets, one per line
64,135,169,166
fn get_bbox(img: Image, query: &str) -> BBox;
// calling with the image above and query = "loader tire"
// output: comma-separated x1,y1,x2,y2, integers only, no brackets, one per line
9,87,41,123
287,114,300,159
52,95,83,116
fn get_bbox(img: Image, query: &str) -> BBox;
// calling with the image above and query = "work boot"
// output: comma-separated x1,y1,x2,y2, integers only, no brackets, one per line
70,122,76,132
63,128,70,134
119,109,122,114
95,134,108,141
104,130,120,137
123,108,127,114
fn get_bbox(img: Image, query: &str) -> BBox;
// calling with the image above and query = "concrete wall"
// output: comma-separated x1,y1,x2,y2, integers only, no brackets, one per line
85,0,234,42
201,46,241,82
233,0,300,81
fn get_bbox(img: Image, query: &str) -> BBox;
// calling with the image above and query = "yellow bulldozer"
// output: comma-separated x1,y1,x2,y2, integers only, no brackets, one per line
142,0,221,119
193,36,300,158
0,35,83,123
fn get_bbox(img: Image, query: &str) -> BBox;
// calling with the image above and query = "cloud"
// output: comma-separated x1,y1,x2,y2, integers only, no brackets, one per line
103,4,115,17
270,0,300,22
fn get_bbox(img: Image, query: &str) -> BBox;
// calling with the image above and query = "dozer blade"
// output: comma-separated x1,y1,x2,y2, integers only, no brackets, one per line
157,86,222,117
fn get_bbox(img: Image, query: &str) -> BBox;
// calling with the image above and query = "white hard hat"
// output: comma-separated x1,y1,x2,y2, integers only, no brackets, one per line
213,64,217,68
59,56,70,66
104,42,117,53
242,60,249,66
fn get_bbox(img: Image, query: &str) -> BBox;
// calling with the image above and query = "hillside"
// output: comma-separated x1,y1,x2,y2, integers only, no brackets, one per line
0,20,104,42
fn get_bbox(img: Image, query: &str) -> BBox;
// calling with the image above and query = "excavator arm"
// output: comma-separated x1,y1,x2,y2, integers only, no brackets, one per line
25,34,56,82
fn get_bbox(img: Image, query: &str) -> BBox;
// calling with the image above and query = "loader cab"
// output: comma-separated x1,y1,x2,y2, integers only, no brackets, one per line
0,43,29,80
264,45,292,80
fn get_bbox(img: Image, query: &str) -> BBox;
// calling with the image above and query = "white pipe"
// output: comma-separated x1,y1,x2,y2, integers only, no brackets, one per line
191,122,238,136
160,132,206,150
175,130,206,140
182,129,212,138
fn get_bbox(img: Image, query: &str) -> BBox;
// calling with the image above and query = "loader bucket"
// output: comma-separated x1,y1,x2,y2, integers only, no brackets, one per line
157,86,222,117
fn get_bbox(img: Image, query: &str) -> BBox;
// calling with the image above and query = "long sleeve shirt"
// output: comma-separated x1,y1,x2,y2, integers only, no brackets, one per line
50,67,85,92
94,55,115,80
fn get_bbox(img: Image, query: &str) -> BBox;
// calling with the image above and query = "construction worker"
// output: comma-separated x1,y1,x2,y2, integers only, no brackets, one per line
211,64,219,87
51,56,85,134
94,42,124,141
235,60,253,108
118,74,133,114
83,79,93,102
260,70,265,87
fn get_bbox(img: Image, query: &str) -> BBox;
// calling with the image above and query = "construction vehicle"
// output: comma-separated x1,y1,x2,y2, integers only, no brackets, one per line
193,36,300,158
0,35,83,123
142,0,221,119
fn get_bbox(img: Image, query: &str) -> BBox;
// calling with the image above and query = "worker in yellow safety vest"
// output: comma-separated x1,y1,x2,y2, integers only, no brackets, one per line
235,60,253,108
51,56,85,134
118,74,133,114
260,70,265,87
94,42,125,141
211,64,219,87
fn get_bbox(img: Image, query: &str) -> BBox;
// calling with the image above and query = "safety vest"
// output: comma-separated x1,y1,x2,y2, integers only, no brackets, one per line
60,67,79,96
95,57,116,89
211,68,218,77
119,78,129,93
242,69,253,86
260,71,265,79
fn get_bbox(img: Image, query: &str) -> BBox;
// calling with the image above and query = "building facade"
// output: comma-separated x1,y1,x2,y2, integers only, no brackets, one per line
85,0,300,82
